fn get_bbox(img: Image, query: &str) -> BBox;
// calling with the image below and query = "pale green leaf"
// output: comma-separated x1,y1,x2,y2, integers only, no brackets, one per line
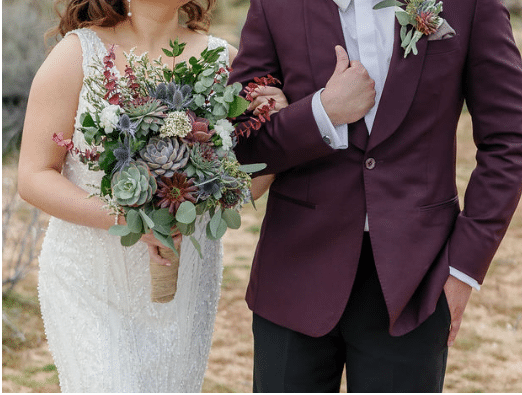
175,201,197,224
121,232,142,246
238,163,267,174
126,209,143,234
373,0,403,9
108,224,131,237
222,208,241,230
189,235,203,258
228,96,250,118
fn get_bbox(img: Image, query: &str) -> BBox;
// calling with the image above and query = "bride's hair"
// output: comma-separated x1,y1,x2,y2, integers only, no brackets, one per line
47,0,216,39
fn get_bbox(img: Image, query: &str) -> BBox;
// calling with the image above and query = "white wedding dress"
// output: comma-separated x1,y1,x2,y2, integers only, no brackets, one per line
38,28,226,393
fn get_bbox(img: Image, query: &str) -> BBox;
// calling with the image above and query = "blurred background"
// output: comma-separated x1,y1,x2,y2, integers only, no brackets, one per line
2,0,522,392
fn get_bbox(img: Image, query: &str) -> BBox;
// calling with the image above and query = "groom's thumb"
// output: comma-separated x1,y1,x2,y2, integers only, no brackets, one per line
333,45,350,75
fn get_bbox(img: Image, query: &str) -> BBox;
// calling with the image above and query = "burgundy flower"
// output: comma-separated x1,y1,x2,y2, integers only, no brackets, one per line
155,173,198,215
415,11,439,35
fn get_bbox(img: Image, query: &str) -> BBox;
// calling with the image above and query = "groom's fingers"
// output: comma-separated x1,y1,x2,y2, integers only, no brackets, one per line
333,45,350,75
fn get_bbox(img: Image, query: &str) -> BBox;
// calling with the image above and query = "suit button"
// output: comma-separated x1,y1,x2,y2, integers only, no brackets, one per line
365,157,376,170
322,135,331,145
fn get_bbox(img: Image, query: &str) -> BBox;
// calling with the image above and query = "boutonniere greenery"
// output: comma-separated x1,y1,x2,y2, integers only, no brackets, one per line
374,0,443,58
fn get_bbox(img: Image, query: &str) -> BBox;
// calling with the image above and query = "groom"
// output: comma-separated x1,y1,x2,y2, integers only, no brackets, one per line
230,0,522,392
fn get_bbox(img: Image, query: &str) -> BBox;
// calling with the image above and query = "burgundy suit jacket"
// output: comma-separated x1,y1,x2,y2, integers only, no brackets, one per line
229,0,522,337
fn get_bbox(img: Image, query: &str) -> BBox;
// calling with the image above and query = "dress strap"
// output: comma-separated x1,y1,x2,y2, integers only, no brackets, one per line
64,28,108,77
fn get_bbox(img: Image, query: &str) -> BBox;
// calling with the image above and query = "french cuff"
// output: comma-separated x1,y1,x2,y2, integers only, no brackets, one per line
312,89,348,149
449,266,481,291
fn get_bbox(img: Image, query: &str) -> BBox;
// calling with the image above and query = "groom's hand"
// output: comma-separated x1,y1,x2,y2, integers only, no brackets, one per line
444,275,473,347
321,45,376,126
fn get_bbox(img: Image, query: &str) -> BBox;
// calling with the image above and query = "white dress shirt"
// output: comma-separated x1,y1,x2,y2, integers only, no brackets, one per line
311,0,480,290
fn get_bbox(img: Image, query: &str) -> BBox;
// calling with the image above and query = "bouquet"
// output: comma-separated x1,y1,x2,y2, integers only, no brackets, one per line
54,40,278,303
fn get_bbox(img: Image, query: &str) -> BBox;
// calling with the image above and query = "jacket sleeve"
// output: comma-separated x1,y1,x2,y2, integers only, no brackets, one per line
228,0,336,174
445,0,522,284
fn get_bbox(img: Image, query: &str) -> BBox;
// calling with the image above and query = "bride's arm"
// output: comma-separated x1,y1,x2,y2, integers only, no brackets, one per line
228,45,279,200
18,35,120,231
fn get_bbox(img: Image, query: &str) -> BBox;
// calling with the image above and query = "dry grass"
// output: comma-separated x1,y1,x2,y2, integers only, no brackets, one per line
3,11,522,395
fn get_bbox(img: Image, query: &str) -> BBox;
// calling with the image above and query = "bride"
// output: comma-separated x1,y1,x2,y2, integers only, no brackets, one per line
17,0,281,392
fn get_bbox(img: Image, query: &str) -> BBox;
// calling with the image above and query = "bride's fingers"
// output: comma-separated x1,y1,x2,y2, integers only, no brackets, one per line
147,244,172,266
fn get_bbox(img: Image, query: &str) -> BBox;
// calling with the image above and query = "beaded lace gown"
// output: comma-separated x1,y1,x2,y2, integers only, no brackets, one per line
38,29,225,393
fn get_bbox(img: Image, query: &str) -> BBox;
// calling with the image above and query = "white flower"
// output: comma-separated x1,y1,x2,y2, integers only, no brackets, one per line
159,111,192,138
213,119,234,151
99,105,120,133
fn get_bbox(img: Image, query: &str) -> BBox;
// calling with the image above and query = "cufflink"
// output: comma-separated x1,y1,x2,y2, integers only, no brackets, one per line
322,135,331,145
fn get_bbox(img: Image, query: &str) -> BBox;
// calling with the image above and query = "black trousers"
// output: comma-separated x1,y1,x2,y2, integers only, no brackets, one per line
252,234,451,392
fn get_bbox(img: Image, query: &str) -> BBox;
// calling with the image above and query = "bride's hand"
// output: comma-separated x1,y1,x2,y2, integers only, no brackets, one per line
141,230,182,266
248,86,288,116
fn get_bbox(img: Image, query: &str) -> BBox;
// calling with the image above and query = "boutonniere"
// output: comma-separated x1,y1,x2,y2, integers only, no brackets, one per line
374,0,445,58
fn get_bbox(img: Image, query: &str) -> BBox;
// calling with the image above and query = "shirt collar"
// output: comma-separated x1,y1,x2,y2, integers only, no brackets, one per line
332,0,352,12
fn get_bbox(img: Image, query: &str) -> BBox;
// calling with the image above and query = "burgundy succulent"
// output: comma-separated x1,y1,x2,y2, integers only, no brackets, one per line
182,110,215,145
155,173,198,215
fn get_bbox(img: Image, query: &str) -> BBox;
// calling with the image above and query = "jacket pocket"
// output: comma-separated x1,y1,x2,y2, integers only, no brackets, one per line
419,195,459,212
270,190,316,209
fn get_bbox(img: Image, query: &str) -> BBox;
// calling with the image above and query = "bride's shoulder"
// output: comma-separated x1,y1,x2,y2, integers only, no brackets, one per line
206,35,238,63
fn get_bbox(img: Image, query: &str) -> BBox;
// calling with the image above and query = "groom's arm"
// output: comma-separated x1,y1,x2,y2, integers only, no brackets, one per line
229,0,335,174
444,0,522,285
440,0,522,344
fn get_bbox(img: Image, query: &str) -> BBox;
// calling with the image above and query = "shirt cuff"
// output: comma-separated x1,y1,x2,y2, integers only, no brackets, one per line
449,266,481,291
312,89,348,149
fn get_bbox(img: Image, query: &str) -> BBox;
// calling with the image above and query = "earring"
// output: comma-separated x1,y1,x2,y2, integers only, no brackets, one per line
127,0,132,17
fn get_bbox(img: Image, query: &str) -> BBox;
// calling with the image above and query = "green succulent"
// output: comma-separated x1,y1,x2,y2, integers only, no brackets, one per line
125,99,167,138
111,160,157,207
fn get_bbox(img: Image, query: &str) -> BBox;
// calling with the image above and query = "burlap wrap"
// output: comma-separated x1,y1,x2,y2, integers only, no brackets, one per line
150,247,180,303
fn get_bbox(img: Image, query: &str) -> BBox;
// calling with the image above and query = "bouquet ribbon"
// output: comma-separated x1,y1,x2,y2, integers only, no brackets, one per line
149,247,180,303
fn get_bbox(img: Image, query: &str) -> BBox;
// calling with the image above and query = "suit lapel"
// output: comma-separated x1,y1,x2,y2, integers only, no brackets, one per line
367,20,428,151
304,0,368,152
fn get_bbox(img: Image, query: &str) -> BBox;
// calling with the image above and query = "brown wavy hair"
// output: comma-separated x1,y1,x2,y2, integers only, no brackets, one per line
47,0,216,40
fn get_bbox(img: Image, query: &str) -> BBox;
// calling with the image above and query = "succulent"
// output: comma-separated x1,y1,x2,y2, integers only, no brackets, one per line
139,137,190,179
182,111,214,145
111,160,157,207
149,82,193,111
125,99,167,138
155,173,199,215
219,188,243,209
187,142,220,179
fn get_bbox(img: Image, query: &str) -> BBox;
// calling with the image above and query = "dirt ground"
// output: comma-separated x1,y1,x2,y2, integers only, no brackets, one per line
3,16,522,395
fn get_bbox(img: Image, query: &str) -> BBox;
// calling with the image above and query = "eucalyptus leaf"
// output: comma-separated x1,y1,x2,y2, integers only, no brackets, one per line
206,218,227,240
176,221,196,236
238,163,267,174
126,209,143,234
152,208,175,226
108,224,131,237
228,96,250,118
152,230,179,256
222,208,241,230
395,9,412,26
209,209,222,238
139,209,155,229
189,235,203,258
121,232,142,247
400,25,408,41
373,0,403,9
175,201,197,224
402,29,413,48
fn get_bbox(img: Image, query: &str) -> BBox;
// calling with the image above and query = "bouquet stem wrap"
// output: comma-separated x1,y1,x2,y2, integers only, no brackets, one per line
150,248,180,303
